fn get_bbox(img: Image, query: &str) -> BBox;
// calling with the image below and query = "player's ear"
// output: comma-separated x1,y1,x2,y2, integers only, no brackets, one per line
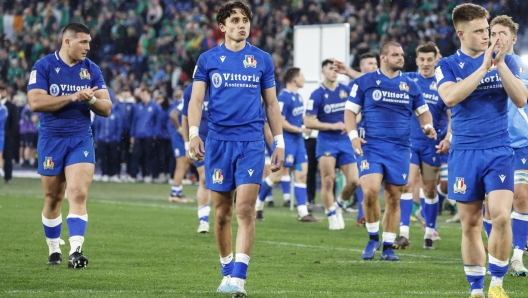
512,35,517,45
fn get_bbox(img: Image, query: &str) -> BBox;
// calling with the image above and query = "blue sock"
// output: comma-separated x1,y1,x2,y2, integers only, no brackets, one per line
231,253,250,279
280,176,291,201
464,265,485,295
488,254,509,282
43,214,62,239
356,186,364,220
258,178,274,202
171,184,182,196
67,214,88,255
67,214,88,238
423,196,439,230
512,212,528,251
220,254,234,276
294,183,307,207
437,184,446,214
483,219,492,239
400,193,414,227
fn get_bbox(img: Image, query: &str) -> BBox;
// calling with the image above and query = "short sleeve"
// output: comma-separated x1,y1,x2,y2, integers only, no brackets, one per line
347,80,365,106
505,55,521,79
435,59,456,88
90,64,106,90
277,93,289,117
261,53,276,90
182,84,192,116
27,60,49,91
305,89,320,115
193,54,209,85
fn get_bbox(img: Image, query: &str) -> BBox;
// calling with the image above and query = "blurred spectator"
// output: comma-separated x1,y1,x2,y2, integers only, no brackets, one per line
19,102,38,168
93,104,122,183
128,87,161,183
1,83,19,183
116,86,135,180
153,90,172,184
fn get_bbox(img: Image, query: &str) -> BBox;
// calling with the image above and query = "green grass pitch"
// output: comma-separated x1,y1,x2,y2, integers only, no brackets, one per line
0,178,526,297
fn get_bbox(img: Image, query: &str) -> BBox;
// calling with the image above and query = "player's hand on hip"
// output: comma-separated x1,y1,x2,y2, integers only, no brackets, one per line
189,136,205,161
494,33,510,64
352,137,366,156
270,147,284,172
436,139,450,154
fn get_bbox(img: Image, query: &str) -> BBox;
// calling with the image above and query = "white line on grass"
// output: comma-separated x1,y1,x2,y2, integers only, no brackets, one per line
3,289,501,296
259,240,462,261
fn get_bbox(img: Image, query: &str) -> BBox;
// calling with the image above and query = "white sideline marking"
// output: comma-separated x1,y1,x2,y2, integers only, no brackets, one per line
3,289,499,296
259,240,461,261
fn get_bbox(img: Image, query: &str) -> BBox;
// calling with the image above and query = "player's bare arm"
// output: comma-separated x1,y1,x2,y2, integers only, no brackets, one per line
436,109,452,154
495,33,527,108
28,88,89,112
263,121,273,149
170,108,181,130
88,88,112,117
303,114,345,132
262,86,284,172
281,116,311,135
438,39,498,107
188,81,206,160
344,109,366,156
330,58,362,79
416,110,437,139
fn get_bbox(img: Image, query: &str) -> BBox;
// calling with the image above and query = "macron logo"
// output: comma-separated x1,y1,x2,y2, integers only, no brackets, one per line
55,67,60,73
83,151,89,157
522,158,526,164
499,174,506,183
459,62,465,69
376,80,381,85
402,174,407,179
220,56,226,62
248,169,254,177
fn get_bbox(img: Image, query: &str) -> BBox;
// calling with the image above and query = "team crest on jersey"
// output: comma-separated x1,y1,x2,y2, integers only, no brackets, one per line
286,154,294,164
429,81,437,90
453,177,466,194
488,62,497,72
79,68,91,80
43,157,54,170
243,55,257,68
360,160,369,172
339,90,348,99
212,168,224,184
399,82,409,92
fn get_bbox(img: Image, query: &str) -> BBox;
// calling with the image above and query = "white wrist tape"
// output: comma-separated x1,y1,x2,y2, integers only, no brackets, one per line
88,96,97,105
189,126,199,140
348,130,359,141
184,142,190,151
274,134,285,149
446,133,452,142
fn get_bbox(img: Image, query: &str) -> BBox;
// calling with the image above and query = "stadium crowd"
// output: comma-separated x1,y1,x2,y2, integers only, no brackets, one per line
0,0,527,184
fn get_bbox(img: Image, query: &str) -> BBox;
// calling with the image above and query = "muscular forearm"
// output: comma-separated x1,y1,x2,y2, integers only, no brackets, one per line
304,117,335,131
282,119,301,134
344,110,358,133
439,67,487,107
28,93,74,112
498,63,527,108
266,102,283,136
181,115,189,142
89,97,112,117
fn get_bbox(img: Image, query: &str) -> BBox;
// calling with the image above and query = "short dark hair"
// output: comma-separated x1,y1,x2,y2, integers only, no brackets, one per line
283,67,301,83
216,1,253,26
415,43,438,56
62,22,90,36
452,3,489,29
321,59,333,68
359,52,377,65
380,41,402,55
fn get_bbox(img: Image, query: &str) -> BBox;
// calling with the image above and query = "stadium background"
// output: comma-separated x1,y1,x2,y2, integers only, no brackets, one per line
1,1,528,184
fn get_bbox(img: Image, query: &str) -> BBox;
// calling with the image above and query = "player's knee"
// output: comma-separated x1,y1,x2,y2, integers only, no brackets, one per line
489,212,510,230
346,178,359,190
214,210,232,227
321,175,335,190
423,187,436,199
235,204,255,221
66,186,88,201
384,198,399,210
